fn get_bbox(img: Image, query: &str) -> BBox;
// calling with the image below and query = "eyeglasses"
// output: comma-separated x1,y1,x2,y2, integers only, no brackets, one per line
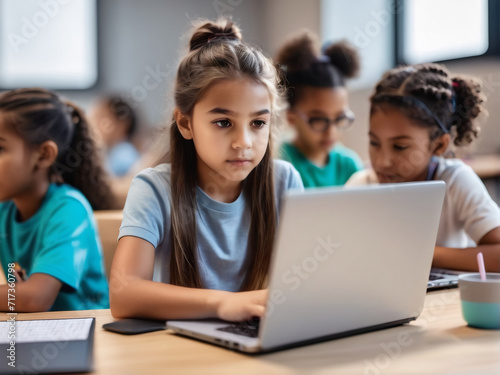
295,109,355,133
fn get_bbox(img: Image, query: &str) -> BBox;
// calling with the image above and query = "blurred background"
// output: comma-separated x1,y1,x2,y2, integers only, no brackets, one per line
1,0,499,201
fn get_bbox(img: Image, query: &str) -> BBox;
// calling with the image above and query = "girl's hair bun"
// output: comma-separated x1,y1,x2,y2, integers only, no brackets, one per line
275,29,319,72
323,40,360,79
189,17,242,52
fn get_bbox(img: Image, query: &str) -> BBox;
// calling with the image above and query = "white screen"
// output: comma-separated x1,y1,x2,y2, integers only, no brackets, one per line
402,0,488,63
0,0,98,89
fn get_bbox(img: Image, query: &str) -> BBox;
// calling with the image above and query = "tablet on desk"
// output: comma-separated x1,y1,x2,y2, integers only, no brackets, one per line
0,318,95,374
103,318,166,335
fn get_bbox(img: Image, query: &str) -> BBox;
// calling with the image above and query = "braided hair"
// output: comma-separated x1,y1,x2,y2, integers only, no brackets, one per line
371,63,486,146
0,88,115,210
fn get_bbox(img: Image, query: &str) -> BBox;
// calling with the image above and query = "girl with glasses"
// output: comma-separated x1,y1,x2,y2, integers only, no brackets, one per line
276,30,363,187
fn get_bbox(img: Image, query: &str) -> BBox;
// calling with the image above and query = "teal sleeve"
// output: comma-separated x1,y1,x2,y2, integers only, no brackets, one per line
352,153,364,171
337,146,364,183
343,158,363,185
31,198,92,291
347,152,364,175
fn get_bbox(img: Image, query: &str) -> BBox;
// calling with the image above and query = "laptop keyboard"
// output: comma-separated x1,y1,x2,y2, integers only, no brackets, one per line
429,273,445,281
429,269,460,280
217,319,260,338
428,269,460,289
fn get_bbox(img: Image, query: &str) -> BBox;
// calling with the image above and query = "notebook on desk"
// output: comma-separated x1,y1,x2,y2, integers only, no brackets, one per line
168,181,446,353
0,318,95,373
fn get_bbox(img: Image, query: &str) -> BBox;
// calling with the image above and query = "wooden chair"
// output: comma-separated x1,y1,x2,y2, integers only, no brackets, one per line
94,210,123,279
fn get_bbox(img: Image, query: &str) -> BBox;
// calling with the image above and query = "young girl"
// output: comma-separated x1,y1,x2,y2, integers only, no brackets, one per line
276,30,363,187
109,18,303,322
0,88,113,311
347,63,500,271
88,95,141,177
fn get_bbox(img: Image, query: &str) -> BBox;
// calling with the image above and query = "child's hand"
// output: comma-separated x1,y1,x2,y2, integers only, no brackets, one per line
215,289,268,322
12,269,25,283
13,263,26,283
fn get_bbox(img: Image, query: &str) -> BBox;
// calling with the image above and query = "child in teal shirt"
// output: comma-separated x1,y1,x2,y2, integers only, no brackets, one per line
276,31,363,187
281,143,362,187
0,88,113,311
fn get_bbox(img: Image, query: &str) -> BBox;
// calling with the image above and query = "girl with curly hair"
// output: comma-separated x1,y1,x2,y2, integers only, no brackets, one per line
276,30,363,187
347,63,500,271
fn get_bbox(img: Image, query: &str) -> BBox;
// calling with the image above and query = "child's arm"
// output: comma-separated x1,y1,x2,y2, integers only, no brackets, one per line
433,227,500,271
109,236,267,321
0,273,62,312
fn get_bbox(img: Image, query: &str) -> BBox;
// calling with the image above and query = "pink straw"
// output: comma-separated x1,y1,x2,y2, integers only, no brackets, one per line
477,252,486,281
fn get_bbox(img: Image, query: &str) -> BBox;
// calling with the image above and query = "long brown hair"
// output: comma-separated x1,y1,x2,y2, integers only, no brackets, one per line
0,88,115,210
162,18,284,290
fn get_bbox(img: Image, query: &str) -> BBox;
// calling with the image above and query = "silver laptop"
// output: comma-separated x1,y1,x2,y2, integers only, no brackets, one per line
428,267,463,289
167,181,446,353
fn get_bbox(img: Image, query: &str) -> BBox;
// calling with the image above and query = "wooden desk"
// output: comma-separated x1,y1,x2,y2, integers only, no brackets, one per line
2,289,500,374
464,154,500,203
464,154,500,179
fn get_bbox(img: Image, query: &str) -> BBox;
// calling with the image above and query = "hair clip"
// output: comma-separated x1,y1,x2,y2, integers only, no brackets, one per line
207,32,236,43
191,32,237,51
317,55,331,63
402,66,417,73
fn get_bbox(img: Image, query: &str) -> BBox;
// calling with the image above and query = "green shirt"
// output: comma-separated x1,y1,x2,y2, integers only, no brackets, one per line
280,142,364,188
0,184,109,311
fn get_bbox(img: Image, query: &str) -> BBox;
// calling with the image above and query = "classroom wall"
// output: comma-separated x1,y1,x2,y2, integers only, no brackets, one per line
62,0,268,127
444,58,500,157
259,0,321,55
60,0,500,163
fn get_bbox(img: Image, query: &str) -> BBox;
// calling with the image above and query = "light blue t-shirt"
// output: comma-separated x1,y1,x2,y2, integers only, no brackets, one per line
0,184,109,311
107,141,140,177
119,159,303,291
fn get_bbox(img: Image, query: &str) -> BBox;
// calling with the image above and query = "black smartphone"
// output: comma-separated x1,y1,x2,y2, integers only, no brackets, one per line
102,318,167,335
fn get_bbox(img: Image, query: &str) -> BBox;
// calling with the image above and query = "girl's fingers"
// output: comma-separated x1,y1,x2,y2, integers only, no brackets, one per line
12,269,23,282
248,304,265,319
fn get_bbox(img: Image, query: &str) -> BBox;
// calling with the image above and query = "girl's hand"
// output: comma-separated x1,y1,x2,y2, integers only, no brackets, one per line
13,263,26,282
215,289,268,322
13,270,25,283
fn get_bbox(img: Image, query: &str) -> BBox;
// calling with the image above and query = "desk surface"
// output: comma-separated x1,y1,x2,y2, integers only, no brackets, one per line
2,289,500,375
465,154,500,179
